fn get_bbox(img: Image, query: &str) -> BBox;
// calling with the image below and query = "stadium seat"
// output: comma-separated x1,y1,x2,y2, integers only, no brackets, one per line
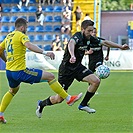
20,6,29,12
28,6,37,12
9,26,15,32
11,6,20,13
53,15,62,22
20,16,27,20
28,16,36,22
1,26,9,32
35,25,44,32
0,35,6,42
54,6,62,12
44,25,53,32
43,44,52,51
53,25,61,32
37,44,42,49
44,16,53,22
34,35,43,42
28,35,34,42
27,26,35,32
3,7,11,13
45,5,54,12
1,16,10,23
61,34,70,40
44,34,53,42
10,16,18,23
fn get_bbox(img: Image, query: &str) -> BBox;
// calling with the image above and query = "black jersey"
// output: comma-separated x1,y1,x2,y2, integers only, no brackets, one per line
89,36,105,59
60,32,101,70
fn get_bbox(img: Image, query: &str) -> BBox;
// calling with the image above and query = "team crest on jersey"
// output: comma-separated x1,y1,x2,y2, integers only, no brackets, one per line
87,41,90,45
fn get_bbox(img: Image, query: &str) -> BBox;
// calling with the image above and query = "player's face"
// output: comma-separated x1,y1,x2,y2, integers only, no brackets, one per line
22,24,27,34
91,29,97,37
83,26,94,39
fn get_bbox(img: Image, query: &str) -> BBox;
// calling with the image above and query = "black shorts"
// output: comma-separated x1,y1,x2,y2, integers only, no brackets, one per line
58,63,93,90
89,56,103,72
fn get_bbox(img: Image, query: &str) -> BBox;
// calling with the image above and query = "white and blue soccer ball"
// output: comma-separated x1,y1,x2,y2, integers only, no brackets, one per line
96,65,110,79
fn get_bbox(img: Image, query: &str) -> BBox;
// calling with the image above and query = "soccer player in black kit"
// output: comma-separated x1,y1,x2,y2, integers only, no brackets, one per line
36,20,129,117
86,27,110,72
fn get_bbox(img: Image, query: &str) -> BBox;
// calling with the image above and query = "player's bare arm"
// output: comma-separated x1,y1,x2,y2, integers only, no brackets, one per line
68,39,76,63
101,40,129,50
24,41,55,60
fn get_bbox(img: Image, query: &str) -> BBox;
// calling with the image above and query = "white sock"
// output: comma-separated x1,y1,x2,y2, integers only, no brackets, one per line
65,95,71,101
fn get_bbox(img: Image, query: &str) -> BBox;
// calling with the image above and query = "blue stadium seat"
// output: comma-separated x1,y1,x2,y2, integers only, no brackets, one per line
37,44,42,49
53,15,62,22
28,35,35,42
1,16,10,23
43,44,52,51
20,16,27,20
44,34,53,42
53,25,61,32
54,6,62,12
28,16,36,22
28,6,37,12
35,35,43,42
3,7,11,13
27,26,35,32
20,6,29,12
9,26,15,32
0,35,6,42
44,25,53,32
44,15,53,22
10,16,18,23
61,34,70,40
1,26,9,32
45,6,54,12
11,6,20,13
35,25,44,32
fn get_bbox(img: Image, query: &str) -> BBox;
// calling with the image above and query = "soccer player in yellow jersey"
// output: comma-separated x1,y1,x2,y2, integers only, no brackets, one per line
0,18,82,124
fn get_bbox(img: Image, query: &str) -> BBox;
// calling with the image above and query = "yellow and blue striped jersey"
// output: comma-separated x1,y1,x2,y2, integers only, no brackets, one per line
0,31,30,71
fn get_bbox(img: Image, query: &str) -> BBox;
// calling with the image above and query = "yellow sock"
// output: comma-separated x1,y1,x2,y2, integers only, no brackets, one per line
49,79,68,99
0,91,14,113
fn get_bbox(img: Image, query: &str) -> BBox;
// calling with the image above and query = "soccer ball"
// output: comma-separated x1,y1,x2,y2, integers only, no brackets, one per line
96,65,110,79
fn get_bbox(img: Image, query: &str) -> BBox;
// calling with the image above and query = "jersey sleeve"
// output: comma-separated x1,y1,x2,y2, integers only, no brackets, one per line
70,32,81,44
21,34,30,45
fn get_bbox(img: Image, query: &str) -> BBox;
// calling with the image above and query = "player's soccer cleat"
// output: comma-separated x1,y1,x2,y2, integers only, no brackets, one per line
67,93,83,106
36,100,43,118
78,104,96,113
0,116,7,124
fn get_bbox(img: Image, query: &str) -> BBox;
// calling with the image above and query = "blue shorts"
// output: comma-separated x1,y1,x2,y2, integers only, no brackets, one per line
6,68,42,88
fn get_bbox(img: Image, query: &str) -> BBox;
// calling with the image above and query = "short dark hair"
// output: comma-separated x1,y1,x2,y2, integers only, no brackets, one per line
15,18,27,28
81,20,94,29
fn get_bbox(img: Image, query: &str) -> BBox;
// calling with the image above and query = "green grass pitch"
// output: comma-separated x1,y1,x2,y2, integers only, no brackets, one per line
0,71,133,133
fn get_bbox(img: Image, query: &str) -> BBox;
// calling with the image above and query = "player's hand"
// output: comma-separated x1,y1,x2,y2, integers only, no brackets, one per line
69,56,76,63
46,52,55,60
121,44,130,50
105,56,109,61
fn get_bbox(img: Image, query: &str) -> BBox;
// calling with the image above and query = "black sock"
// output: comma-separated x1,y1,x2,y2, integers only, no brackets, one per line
39,96,53,112
80,91,95,106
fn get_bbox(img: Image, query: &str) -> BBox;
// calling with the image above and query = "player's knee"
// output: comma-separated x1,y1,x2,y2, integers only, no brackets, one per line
9,87,19,95
94,78,100,86
57,98,64,103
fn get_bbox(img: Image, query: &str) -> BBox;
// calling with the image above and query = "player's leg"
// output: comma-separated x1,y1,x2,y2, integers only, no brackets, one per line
36,69,83,118
0,70,21,123
76,65,100,113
